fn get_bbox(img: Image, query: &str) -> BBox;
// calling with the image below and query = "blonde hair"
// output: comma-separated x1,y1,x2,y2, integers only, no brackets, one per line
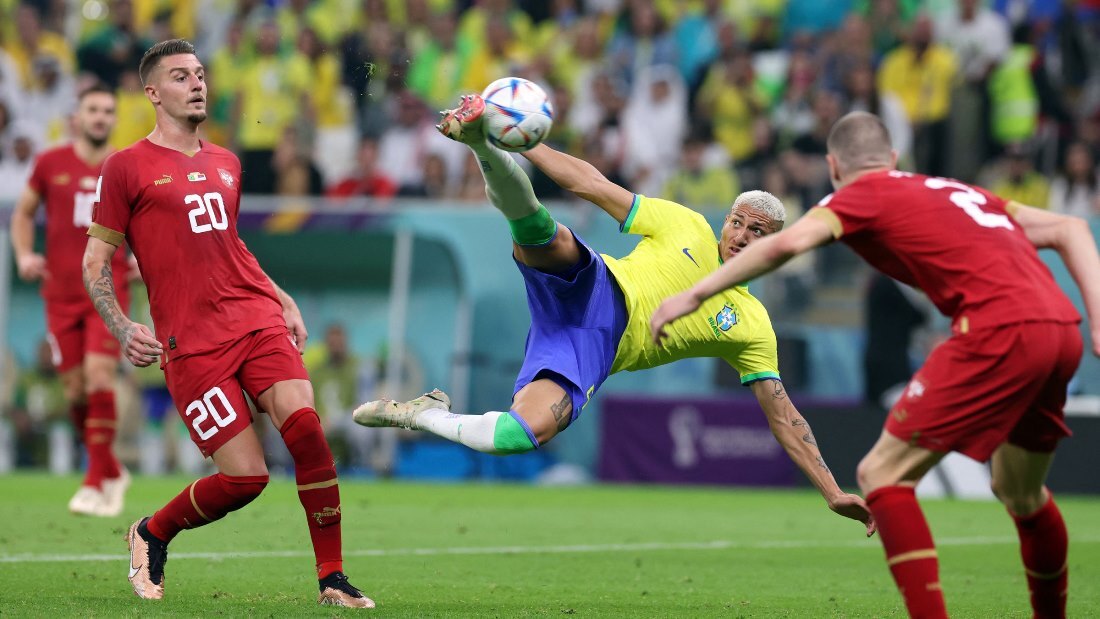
731,190,786,223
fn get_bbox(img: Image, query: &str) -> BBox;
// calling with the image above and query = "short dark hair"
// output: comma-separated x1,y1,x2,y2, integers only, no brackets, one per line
826,111,893,174
78,82,115,101
138,39,197,86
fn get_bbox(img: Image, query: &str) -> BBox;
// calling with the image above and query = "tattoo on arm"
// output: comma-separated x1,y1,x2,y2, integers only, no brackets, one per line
816,456,830,472
549,393,572,431
770,380,787,401
85,262,132,346
791,417,819,447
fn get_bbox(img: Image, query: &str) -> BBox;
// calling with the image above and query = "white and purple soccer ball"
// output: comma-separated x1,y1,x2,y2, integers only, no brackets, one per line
481,77,554,152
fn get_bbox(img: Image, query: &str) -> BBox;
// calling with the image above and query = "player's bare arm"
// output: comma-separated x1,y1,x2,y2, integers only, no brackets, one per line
10,186,48,281
83,236,162,367
266,274,307,353
1010,202,1100,356
752,379,876,537
651,214,835,344
521,143,634,224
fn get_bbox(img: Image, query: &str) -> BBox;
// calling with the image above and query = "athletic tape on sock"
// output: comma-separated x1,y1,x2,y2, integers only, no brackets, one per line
508,205,558,246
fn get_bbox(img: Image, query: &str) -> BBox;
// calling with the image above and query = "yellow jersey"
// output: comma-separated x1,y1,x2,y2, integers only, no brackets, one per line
603,196,781,384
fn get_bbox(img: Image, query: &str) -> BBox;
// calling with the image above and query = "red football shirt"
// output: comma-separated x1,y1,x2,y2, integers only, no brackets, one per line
814,170,1080,333
89,139,284,360
27,145,128,301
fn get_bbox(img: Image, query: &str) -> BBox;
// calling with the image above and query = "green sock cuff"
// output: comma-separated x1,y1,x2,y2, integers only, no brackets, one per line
492,412,538,454
508,205,558,247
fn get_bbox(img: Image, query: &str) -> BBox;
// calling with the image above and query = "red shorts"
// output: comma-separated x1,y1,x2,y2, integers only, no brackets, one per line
164,326,309,457
45,292,129,372
887,321,1082,462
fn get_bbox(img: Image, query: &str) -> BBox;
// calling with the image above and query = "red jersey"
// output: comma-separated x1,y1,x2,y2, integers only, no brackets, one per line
89,139,284,361
27,145,128,301
814,170,1079,333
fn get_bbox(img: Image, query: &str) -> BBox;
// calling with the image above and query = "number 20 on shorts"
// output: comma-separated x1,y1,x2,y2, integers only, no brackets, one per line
185,386,239,440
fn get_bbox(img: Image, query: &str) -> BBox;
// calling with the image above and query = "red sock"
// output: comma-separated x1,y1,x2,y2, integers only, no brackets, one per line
146,473,268,543
867,486,948,619
1011,495,1068,619
81,392,119,487
281,408,343,579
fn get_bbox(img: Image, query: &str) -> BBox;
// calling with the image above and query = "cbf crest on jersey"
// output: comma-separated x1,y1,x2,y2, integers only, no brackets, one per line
218,168,235,188
707,304,738,339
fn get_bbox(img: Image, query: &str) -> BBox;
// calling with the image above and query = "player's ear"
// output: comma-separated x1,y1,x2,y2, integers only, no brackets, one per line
145,83,159,105
826,154,842,184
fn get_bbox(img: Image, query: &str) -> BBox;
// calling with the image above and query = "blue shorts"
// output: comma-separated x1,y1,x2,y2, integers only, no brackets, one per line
513,233,628,423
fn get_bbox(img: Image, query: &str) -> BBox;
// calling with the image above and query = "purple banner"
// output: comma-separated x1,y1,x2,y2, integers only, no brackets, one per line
597,395,798,486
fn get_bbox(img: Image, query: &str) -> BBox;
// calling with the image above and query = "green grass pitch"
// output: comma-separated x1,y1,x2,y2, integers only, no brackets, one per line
0,473,1097,617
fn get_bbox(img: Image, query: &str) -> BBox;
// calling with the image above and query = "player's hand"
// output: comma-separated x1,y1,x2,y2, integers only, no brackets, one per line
650,290,702,345
16,252,48,281
283,303,308,354
828,493,877,537
122,321,162,367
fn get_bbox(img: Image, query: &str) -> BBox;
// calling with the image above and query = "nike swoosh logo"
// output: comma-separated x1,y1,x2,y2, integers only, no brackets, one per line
128,530,142,578
682,248,699,266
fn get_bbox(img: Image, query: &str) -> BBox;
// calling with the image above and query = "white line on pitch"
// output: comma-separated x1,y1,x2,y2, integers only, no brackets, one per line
3,535,1097,565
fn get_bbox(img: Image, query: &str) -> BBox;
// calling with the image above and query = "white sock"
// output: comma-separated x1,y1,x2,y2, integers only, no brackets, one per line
469,142,540,220
415,409,504,454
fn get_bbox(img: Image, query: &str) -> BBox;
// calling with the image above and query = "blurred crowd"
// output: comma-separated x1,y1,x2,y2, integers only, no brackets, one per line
0,0,1097,215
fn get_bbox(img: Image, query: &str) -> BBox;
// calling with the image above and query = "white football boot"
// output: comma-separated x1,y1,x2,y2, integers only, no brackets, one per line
352,389,451,430
68,485,106,517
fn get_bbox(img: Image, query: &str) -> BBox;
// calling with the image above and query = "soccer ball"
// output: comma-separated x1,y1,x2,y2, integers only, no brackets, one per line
481,77,554,152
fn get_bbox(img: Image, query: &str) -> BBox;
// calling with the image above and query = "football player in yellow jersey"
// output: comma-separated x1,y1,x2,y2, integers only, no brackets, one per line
354,94,873,534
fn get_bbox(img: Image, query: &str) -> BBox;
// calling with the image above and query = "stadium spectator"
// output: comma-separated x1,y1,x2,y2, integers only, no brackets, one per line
0,122,38,199
325,138,398,199
842,62,912,165
605,0,677,88
376,90,456,196
819,14,874,94
298,26,357,187
938,0,1012,181
559,19,617,135
878,15,957,177
3,4,74,91
233,20,310,194
1050,141,1100,217
272,126,323,196
858,0,917,59
0,44,22,111
621,64,687,196
696,49,768,162
986,143,1051,209
110,70,156,150
461,15,531,94
660,128,739,212
205,19,246,146
988,27,1039,147
19,54,76,148
407,12,470,113
77,0,153,89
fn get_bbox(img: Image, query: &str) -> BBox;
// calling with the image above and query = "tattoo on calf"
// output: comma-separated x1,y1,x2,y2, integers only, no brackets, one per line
85,263,131,347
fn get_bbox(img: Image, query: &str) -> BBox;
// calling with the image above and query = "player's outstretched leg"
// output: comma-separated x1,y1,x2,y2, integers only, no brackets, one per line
438,94,580,272
991,443,1068,619
353,380,568,455
857,431,948,619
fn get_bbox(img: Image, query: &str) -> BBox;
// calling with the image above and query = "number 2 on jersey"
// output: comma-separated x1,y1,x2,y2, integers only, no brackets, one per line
186,192,228,233
922,176,1014,231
